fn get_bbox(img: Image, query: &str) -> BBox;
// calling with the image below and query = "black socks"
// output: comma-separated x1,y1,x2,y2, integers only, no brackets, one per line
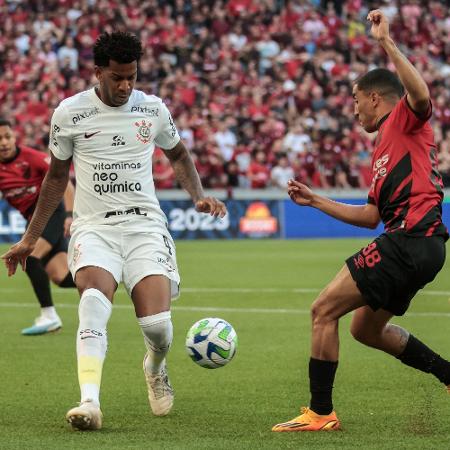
25,256,53,307
309,358,338,415
397,334,450,385
58,272,76,288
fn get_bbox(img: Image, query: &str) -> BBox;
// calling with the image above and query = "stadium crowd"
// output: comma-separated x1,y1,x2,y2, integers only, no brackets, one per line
1,0,449,189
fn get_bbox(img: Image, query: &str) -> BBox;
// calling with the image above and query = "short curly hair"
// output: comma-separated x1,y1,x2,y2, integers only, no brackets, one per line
93,31,143,67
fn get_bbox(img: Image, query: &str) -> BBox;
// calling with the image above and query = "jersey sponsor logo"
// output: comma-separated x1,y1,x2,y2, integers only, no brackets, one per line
51,124,61,147
84,130,101,139
135,119,152,144
111,135,126,146
3,185,37,199
93,162,141,170
131,105,159,116
104,207,147,218
72,107,100,124
92,170,142,196
371,154,389,189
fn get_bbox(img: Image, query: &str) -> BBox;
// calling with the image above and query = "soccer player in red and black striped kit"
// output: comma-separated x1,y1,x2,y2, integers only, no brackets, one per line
273,10,450,432
0,118,76,335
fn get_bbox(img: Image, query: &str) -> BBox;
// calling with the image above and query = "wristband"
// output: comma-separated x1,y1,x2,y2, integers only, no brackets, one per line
65,211,73,218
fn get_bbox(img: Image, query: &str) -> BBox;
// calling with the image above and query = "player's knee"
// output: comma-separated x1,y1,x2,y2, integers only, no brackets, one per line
77,283,115,302
139,311,173,351
311,297,332,326
78,288,112,329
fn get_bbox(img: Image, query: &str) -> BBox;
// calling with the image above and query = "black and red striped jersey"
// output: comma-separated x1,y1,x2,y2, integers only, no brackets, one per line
0,146,50,220
368,96,448,238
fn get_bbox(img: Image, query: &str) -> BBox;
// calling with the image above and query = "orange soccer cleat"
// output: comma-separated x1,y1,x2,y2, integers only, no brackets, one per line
272,407,340,432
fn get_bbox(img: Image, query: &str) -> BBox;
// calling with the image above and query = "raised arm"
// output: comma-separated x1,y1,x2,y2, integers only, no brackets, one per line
287,180,381,229
367,9,430,114
2,154,71,275
162,141,226,218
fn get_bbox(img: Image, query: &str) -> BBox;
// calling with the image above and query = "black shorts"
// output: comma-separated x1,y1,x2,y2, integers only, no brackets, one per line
27,203,69,265
346,232,446,316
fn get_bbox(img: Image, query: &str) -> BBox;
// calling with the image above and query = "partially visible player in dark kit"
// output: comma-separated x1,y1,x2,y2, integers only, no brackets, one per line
0,118,75,335
272,10,450,432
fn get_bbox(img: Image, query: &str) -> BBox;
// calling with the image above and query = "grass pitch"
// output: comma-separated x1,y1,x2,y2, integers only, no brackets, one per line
0,239,449,449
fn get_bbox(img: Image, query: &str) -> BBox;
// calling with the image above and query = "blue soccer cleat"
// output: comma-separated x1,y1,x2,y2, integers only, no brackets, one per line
21,315,62,335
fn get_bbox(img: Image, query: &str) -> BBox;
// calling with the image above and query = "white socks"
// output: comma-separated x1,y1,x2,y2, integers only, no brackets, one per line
76,288,112,406
41,306,59,321
138,311,173,374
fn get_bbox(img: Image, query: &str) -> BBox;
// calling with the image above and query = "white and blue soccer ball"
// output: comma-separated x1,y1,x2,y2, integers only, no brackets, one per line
185,317,238,369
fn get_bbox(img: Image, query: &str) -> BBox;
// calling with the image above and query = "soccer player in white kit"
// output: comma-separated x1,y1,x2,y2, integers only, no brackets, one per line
2,31,227,431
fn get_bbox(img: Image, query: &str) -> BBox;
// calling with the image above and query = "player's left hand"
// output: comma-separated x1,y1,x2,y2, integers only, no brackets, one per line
1,238,35,276
195,197,227,218
367,9,390,41
64,217,73,237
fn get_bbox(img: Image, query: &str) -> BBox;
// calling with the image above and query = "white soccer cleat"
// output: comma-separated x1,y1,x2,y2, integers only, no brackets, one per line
143,354,174,416
66,400,103,430
21,315,62,336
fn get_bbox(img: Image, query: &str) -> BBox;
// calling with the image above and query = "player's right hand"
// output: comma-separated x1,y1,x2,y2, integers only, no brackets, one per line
367,9,390,41
195,197,227,218
287,179,315,206
1,238,35,276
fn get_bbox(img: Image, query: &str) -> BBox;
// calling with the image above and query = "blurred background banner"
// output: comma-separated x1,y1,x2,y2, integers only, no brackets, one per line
2,190,449,242
160,199,281,239
0,199,27,242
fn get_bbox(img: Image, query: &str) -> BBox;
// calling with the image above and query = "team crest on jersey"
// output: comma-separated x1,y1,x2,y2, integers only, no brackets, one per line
135,120,152,144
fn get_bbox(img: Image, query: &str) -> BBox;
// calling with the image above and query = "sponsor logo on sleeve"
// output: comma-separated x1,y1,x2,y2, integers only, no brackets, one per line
167,112,176,138
51,124,61,147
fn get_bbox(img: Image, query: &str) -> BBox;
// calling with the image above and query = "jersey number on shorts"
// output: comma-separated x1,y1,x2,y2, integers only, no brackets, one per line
354,242,381,269
362,242,381,268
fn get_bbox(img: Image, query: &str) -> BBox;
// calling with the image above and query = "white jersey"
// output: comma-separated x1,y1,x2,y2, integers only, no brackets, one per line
49,87,180,233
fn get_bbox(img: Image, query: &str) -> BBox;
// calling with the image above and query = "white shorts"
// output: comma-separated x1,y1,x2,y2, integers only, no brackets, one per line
68,225,180,298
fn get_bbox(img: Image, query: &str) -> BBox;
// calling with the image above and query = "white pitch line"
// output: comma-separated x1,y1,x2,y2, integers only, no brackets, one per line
0,302,449,318
0,286,449,296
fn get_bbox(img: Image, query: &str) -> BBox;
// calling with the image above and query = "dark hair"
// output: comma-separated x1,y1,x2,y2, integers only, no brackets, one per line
93,31,143,67
0,118,12,128
356,68,404,100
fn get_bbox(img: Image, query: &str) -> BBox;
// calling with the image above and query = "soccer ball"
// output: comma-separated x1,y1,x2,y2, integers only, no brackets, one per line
185,317,238,369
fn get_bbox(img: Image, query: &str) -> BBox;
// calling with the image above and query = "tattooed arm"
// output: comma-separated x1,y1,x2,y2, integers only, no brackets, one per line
163,141,226,218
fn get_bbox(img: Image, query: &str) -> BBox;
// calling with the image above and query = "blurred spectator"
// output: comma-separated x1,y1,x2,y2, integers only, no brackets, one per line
1,0,449,189
282,123,312,160
214,118,237,162
247,150,270,189
57,36,79,71
153,149,175,189
271,153,295,189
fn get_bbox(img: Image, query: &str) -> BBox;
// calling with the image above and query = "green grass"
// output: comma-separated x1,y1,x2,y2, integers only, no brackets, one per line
0,239,449,449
